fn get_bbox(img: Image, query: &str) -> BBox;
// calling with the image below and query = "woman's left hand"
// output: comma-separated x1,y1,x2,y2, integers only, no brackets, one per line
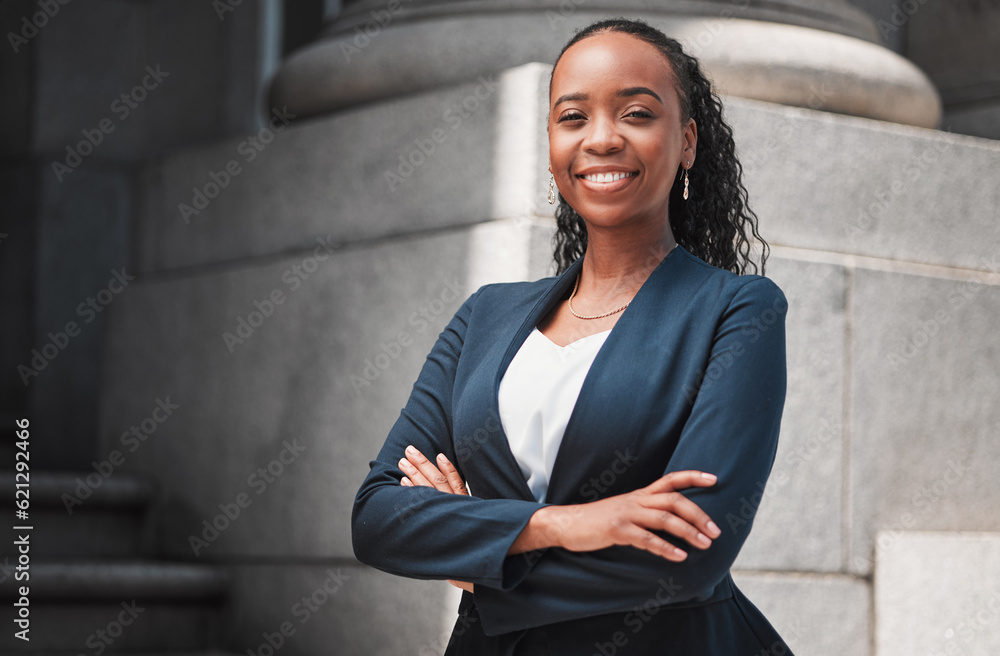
398,445,469,496
398,445,473,593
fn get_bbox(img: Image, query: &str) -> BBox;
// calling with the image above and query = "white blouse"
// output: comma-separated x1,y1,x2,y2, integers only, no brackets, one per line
497,327,612,502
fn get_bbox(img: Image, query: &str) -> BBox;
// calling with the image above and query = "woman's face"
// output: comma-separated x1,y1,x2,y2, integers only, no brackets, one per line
548,31,696,232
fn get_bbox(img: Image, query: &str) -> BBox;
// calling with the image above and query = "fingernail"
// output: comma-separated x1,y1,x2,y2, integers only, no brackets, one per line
398,458,411,470
696,533,711,547
437,453,448,463
674,548,688,560
701,473,717,482
405,445,417,456
401,478,411,486
706,521,720,537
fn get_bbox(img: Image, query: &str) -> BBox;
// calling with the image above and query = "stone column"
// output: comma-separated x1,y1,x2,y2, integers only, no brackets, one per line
270,0,940,127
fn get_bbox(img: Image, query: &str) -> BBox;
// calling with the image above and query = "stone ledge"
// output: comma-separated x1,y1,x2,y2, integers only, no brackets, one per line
875,531,1000,656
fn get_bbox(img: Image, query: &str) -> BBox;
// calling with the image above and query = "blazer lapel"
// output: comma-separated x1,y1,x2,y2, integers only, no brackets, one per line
543,247,685,503
484,257,584,502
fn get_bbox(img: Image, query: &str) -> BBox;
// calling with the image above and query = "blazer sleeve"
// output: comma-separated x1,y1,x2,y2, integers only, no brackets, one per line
474,277,788,635
352,286,544,590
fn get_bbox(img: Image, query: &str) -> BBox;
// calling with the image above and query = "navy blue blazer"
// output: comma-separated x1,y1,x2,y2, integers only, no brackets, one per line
353,246,793,655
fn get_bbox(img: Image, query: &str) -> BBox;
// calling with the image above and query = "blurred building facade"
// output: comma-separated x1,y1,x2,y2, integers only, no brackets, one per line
2,1,999,654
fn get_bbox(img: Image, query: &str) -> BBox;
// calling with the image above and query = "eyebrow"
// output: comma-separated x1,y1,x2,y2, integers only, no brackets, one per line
554,86,663,107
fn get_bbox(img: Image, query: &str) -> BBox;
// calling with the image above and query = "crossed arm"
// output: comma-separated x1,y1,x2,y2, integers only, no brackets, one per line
398,445,722,593
355,277,787,634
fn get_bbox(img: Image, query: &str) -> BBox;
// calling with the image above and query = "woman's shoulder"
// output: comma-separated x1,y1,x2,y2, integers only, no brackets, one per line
466,273,563,308
673,246,785,303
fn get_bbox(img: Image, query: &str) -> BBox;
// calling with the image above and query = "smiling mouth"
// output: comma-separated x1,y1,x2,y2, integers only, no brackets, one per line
578,171,638,183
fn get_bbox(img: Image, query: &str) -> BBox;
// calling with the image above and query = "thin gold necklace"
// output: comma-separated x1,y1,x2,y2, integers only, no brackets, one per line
569,244,677,320
568,274,631,320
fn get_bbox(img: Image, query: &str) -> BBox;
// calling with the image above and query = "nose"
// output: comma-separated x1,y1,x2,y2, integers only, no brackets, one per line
581,114,624,154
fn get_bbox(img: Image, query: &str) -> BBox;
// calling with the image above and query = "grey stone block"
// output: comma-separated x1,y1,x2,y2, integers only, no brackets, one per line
137,62,551,274
100,221,534,559
733,570,871,656
734,257,847,573
874,531,1000,656
849,268,1000,574
725,95,1000,274
141,72,998,279
224,562,461,656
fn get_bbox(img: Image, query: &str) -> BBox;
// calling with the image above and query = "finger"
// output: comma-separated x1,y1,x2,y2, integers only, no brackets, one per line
642,491,721,539
401,477,413,487
398,456,434,488
617,523,688,562
436,453,469,496
404,445,452,493
631,507,712,550
643,471,717,494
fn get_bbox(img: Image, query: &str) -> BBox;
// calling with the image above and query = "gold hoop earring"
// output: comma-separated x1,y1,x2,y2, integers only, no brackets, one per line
547,173,557,204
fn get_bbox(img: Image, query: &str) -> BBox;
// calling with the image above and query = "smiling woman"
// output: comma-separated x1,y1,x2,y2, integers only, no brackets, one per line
353,17,793,656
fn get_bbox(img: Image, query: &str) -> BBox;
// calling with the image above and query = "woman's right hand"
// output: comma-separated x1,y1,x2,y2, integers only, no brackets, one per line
513,471,721,562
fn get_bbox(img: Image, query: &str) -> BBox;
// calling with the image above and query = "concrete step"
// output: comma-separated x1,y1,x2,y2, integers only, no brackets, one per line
0,560,230,652
12,653,242,656
0,470,154,557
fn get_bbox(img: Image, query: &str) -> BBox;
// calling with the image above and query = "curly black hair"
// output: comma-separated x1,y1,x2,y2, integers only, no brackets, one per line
549,17,768,276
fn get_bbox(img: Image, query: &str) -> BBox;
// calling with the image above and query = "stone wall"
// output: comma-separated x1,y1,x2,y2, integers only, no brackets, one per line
99,61,1000,654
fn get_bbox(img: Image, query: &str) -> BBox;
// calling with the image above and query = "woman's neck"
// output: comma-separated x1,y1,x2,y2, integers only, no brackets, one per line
578,224,677,298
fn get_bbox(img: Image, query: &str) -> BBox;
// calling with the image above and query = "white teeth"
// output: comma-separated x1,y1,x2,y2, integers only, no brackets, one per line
582,171,636,183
